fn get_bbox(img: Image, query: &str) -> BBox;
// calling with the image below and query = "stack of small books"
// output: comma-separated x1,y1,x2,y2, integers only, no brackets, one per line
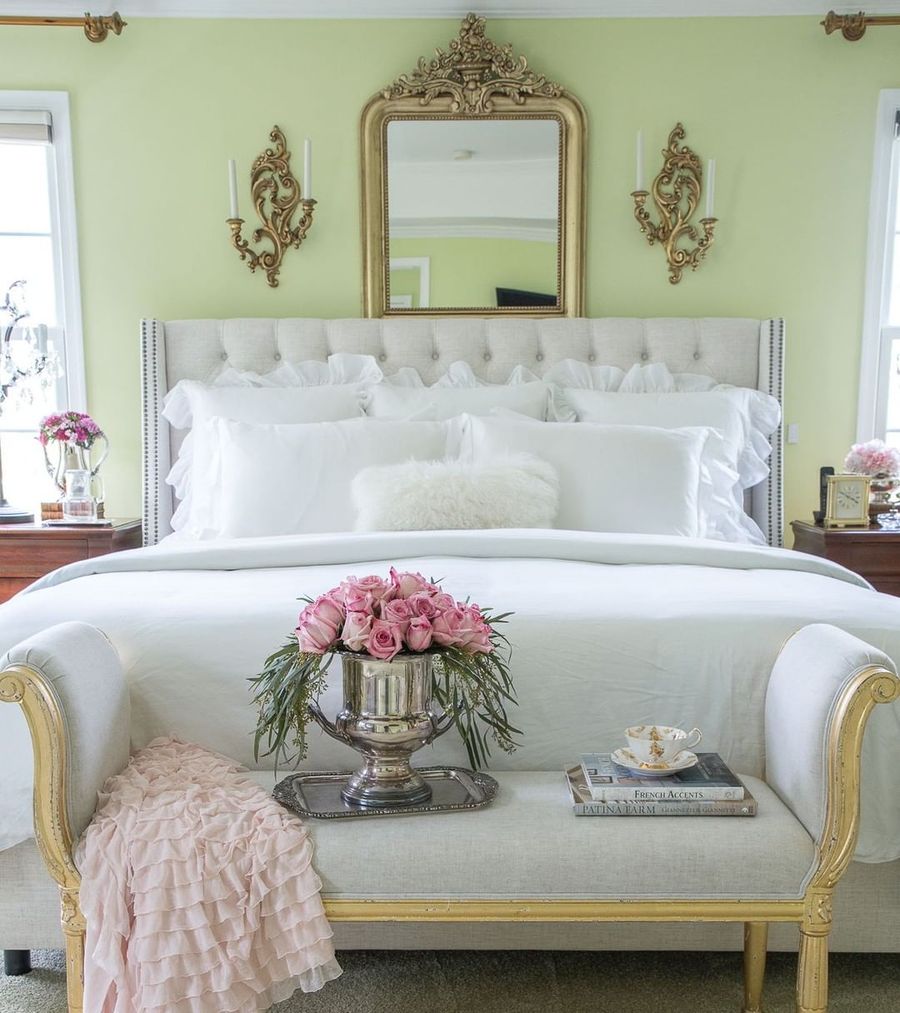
41,501,106,521
566,752,757,816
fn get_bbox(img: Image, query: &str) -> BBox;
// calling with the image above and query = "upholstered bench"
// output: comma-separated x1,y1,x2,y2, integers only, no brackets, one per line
1,621,896,1013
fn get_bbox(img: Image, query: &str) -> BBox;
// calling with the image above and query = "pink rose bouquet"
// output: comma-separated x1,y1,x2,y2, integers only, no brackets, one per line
251,568,518,769
38,410,104,450
294,568,494,662
844,439,900,478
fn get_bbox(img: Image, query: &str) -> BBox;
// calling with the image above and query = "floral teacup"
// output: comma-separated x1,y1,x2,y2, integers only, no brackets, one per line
624,724,702,767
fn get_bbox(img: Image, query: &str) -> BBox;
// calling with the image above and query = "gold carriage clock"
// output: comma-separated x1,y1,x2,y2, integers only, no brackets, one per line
824,474,871,528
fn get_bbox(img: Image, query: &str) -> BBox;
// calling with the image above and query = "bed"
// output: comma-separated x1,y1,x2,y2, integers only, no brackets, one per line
3,315,900,956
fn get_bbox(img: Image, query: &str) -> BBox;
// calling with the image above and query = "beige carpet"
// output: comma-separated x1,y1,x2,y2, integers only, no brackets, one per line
1,948,898,1011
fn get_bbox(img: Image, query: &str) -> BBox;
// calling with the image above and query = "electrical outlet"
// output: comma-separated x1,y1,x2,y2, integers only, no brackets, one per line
787,423,800,445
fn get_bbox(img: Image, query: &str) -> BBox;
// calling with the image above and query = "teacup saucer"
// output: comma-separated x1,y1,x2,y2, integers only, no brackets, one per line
611,747,699,778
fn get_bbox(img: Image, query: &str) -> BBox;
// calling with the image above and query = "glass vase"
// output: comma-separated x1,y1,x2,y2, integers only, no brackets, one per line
62,469,97,523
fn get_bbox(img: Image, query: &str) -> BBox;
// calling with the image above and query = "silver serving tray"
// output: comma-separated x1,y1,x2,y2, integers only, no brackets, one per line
273,765,498,819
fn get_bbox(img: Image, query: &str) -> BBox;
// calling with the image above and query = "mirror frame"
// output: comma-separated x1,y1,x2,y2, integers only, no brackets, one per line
360,13,587,318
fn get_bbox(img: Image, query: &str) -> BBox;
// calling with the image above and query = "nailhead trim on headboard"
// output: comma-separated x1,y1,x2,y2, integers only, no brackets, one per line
140,319,158,548
139,316,785,547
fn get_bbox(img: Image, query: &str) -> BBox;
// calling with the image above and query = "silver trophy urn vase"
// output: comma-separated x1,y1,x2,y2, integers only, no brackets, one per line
309,652,452,808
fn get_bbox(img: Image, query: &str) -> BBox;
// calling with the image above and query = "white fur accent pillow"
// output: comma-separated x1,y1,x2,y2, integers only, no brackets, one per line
352,454,559,531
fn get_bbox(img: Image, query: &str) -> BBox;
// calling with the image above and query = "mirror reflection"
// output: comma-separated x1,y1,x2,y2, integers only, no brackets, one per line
386,119,560,310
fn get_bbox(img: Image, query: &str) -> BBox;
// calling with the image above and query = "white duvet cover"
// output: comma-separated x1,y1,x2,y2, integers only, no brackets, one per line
1,530,899,862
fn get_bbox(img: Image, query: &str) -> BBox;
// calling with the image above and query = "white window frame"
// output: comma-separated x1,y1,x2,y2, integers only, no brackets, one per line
0,90,85,414
858,90,900,442
389,256,431,309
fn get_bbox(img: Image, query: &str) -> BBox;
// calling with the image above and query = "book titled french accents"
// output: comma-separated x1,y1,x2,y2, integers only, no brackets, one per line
565,768,757,817
579,752,746,802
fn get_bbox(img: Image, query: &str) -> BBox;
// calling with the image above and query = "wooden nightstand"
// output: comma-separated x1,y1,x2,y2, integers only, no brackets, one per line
0,519,142,604
791,520,900,596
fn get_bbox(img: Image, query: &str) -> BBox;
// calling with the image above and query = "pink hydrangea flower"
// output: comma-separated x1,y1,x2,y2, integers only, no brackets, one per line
844,439,900,477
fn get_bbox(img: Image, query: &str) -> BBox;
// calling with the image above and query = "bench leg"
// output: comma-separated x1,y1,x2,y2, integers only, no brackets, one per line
3,949,32,975
742,921,767,1012
797,929,829,1013
61,887,85,1013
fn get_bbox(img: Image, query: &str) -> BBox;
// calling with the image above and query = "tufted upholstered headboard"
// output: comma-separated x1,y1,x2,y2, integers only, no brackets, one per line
140,316,785,547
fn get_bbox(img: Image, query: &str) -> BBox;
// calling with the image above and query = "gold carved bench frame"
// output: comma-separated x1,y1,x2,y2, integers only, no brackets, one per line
1,658,896,1013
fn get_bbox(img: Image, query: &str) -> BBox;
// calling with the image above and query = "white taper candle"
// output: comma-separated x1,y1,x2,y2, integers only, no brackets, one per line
228,159,239,219
303,138,312,200
705,158,716,218
636,130,644,192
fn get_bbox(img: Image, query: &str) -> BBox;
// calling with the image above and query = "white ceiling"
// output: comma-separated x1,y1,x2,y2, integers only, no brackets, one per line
3,1,900,18
388,119,558,164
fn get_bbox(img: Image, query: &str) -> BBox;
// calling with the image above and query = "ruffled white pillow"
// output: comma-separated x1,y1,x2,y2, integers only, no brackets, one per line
353,454,560,531
361,360,549,420
163,353,382,539
544,359,781,545
544,360,721,400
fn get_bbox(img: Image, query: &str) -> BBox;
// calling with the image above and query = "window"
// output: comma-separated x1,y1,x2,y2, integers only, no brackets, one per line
0,92,84,517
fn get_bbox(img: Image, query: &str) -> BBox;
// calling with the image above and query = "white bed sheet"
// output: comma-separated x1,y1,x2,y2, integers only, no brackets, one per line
0,530,898,862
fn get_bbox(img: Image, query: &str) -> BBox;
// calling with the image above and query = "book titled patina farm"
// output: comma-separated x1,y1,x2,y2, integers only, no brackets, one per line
565,768,757,817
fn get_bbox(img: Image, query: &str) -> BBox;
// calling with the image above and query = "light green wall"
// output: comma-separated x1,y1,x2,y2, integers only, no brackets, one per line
0,16,896,533
390,237,557,308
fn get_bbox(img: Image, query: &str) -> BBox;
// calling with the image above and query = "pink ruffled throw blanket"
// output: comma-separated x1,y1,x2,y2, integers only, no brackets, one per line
76,739,342,1012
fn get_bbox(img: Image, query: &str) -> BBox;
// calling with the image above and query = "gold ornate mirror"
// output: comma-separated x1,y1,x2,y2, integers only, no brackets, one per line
360,13,587,317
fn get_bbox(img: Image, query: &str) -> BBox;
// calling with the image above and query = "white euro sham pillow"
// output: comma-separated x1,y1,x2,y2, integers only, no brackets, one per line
544,360,723,398
364,380,549,420
213,418,453,538
546,359,780,481
363,360,549,420
352,454,559,531
163,354,381,539
459,415,710,537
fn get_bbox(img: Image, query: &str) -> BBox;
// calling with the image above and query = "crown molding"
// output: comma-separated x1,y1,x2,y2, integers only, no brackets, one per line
4,1,900,19
391,216,557,241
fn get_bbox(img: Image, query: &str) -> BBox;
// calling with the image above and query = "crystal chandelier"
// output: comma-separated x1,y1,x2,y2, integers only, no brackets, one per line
0,281,58,523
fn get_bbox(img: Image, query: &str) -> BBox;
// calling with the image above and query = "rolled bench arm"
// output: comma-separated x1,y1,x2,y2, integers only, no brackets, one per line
765,623,900,889
0,622,129,882
0,622,128,1013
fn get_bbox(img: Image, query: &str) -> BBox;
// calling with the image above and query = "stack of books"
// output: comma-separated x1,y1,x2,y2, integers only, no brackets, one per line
41,501,106,521
566,752,756,816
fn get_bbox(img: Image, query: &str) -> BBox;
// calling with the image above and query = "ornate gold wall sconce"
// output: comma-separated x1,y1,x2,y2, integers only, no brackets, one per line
226,126,316,289
630,124,717,285
0,12,125,43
